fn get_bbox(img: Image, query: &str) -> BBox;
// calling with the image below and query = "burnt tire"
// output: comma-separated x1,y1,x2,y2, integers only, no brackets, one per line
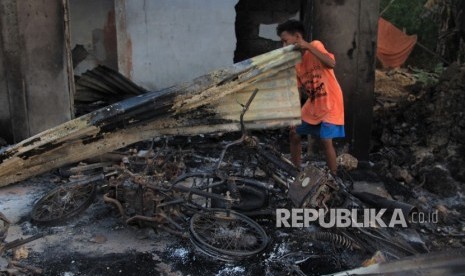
31,180,98,225
189,209,269,261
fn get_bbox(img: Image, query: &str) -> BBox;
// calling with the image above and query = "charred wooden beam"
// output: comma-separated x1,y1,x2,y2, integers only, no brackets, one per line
0,46,301,187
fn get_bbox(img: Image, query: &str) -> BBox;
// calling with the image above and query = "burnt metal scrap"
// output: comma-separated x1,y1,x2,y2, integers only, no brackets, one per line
28,91,426,263
74,65,149,115
76,65,148,100
29,127,424,262
0,45,301,187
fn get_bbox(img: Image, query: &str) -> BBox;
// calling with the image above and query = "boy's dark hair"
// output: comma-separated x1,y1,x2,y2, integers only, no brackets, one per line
276,20,305,36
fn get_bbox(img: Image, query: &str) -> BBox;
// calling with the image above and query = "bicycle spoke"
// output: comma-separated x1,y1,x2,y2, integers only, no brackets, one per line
31,182,96,225
189,209,268,260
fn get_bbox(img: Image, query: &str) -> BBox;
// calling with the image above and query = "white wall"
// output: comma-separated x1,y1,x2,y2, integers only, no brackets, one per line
117,0,238,90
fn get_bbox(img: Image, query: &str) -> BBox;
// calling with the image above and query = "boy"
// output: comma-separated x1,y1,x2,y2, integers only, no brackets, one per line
276,20,344,174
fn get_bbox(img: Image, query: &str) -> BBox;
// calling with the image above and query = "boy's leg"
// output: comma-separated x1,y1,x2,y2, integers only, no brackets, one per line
321,138,337,173
290,127,302,167
307,136,316,157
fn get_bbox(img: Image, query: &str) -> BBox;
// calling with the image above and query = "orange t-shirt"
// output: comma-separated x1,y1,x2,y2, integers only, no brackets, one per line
296,40,344,125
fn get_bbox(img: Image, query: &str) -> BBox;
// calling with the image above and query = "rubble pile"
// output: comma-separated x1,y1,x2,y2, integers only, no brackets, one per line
372,64,465,197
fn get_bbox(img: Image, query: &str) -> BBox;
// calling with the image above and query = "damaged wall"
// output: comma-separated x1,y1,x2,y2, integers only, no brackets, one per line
0,0,73,143
69,0,118,74
115,0,238,90
234,0,301,62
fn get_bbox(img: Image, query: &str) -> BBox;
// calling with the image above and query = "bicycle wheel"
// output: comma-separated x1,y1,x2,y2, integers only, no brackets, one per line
189,209,269,261
211,183,267,211
31,180,97,225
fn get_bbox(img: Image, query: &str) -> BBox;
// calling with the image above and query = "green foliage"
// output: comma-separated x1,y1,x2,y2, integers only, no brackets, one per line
379,0,440,69
410,63,444,86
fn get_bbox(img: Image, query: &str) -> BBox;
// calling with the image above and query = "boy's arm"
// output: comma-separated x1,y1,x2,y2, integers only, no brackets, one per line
307,44,336,68
295,41,336,68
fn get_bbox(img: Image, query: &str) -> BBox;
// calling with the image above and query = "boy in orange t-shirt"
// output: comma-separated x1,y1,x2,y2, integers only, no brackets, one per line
277,20,345,173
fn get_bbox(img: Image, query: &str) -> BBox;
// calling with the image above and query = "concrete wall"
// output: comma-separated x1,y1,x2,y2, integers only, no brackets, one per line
312,0,379,160
115,0,238,90
0,0,73,142
69,0,117,73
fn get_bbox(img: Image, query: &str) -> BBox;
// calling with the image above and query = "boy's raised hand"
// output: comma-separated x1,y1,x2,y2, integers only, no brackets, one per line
293,39,310,51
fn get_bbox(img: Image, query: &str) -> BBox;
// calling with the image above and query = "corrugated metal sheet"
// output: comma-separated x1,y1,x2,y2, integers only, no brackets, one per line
75,65,149,115
213,67,301,129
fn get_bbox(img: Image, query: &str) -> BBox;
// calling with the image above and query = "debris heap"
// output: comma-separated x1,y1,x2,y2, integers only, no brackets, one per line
372,64,465,197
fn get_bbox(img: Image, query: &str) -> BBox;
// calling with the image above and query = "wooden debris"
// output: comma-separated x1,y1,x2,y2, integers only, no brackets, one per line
337,153,359,171
0,46,301,187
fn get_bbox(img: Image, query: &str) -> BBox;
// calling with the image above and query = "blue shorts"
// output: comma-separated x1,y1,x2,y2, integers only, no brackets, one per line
296,121,345,139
